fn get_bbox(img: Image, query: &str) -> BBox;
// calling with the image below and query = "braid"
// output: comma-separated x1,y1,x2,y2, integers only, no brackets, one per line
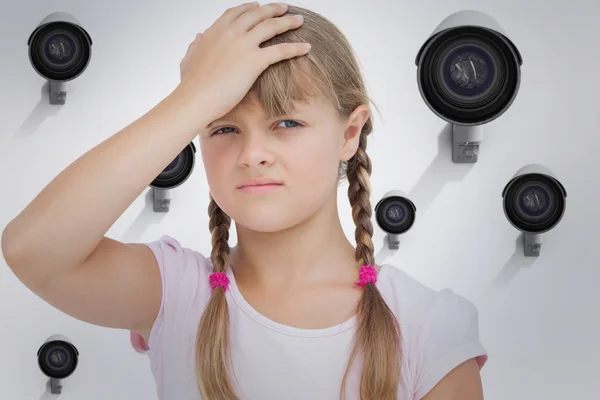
341,125,402,400
346,132,375,267
195,196,238,399
208,195,232,273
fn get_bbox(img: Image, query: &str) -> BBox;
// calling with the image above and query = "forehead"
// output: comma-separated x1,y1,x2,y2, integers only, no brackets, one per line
217,94,335,122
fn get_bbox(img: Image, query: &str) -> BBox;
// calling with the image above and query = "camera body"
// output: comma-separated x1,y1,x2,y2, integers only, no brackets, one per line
38,334,79,394
502,164,567,256
150,142,197,212
28,12,92,104
415,10,523,163
375,190,417,250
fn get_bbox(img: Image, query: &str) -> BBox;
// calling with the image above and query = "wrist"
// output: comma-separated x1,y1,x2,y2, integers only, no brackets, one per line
166,84,215,132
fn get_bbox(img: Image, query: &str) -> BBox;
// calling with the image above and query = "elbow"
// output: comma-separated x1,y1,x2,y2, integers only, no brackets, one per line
1,221,26,269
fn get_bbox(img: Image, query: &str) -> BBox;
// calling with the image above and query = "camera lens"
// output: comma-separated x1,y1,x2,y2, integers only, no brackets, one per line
419,26,520,124
163,156,182,174
518,185,550,217
29,22,90,81
38,341,77,379
48,347,69,369
44,32,78,67
504,174,565,233
376,197,416,235
151,144,196,189
442,44,496,101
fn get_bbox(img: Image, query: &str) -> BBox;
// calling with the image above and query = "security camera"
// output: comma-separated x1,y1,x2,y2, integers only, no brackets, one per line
415,10,523,163
375,190,416,250
37,334,79,394
150,142,197,212
28,12,92,105
502,164,566,257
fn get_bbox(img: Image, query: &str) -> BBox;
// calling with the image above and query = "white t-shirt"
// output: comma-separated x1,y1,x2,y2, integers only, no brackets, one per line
130,236,488,399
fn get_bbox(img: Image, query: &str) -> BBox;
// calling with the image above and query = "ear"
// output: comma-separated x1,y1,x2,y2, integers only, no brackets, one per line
340,104,371,162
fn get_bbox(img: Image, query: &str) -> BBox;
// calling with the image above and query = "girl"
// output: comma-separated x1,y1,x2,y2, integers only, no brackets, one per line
3,2,488,399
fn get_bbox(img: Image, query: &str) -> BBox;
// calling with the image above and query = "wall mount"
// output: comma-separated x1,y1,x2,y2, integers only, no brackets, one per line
452,124,483,163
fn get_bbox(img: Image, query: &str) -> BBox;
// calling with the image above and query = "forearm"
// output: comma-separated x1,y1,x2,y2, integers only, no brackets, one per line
1,87,209,272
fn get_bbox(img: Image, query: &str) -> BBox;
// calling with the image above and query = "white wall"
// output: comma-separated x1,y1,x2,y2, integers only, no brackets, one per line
1,0,599,398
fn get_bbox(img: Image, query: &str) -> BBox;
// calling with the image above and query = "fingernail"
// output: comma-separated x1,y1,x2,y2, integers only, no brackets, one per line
295,15,303,21
279,2,288,7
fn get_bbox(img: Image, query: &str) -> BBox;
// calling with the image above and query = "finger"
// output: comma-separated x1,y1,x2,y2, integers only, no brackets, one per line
183,33,202,57
249,14,303,43
216,2,260,27
260,42,311,67
191,32,203,46
234,2,289,32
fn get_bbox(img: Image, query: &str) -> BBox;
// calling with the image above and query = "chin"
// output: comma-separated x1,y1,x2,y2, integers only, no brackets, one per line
234,210,299,233
228,203,312,233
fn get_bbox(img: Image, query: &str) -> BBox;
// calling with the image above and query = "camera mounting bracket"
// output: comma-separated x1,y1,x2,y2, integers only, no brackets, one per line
153,188,171,212
452,124,483,163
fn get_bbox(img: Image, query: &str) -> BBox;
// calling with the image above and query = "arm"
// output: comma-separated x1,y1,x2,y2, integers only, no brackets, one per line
421,358,484,400
1,86,209,337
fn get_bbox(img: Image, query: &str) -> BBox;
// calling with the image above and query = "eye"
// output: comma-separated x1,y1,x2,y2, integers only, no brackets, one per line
211,120,302,135
276,120,302,129
212,127,237,135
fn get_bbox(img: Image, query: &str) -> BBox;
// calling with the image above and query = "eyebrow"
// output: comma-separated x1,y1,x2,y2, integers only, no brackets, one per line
207,106,311,128
207,109,243,128
206,95,321,128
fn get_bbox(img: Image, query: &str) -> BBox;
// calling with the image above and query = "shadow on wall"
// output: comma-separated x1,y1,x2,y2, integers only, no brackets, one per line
38,379,55,400
121,189,168,243
16,81,63,137
375,123,540,294
484,232,537,299
375,122,475,264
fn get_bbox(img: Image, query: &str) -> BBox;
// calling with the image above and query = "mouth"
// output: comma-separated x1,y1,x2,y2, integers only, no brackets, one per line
238,183,283,194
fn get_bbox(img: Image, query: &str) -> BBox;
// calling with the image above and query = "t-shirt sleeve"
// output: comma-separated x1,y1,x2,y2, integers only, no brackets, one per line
129,235,208,354
411,288,488,399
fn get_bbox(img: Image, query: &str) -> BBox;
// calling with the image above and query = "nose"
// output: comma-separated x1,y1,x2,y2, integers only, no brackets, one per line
237,131,276,168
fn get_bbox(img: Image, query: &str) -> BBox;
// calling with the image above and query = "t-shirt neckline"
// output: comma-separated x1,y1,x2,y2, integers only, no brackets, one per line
225,265,389,338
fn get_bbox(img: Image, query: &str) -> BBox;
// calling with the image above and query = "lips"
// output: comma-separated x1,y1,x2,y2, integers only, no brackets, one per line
237,178,283,188
242,183,280,187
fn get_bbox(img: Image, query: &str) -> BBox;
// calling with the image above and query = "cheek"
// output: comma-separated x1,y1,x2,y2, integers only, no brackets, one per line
200,144,227,191
290,139,340,191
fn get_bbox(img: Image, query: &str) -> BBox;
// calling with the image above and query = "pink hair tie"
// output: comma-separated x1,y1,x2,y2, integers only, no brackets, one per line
354,265,377,287
209,272,230,291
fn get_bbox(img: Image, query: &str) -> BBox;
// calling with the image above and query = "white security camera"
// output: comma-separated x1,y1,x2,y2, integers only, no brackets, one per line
375,190,417,250
37,334,79,394
416,10,523,163
28,12,92,105
150,143,197,212
502,164,567,257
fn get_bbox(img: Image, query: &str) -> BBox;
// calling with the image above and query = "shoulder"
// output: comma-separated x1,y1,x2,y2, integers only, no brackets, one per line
143,235,216,305
144,235,214,283
145,235,211,268
130,235,214,353
376,264,479,326
376,264,488,399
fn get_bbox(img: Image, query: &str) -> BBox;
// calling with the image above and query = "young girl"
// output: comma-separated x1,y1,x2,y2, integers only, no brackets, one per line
3,2,488,399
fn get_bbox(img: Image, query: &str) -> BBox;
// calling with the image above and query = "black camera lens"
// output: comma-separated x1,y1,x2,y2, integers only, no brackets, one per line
504,174,565,233
29,22,91,81
441,43,497,101
376,197,416,235
419,26,520,124
38,341,78,379
48,347,69,369
151,143,196,189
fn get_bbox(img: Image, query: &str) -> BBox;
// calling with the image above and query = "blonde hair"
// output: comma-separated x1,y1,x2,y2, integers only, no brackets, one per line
195,5,402,399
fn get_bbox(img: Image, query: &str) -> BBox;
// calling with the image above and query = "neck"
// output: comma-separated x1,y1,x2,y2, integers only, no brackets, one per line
230,193,359,291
